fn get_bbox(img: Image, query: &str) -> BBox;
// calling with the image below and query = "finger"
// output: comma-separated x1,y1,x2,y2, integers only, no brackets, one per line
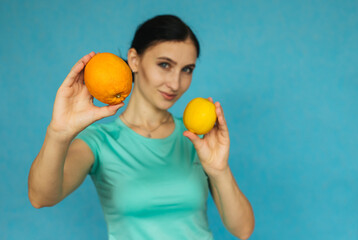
183,130,203,148
63,52,95,87
208,97,213,103
94,102,125,120
69,52,95,76
215,102,229,133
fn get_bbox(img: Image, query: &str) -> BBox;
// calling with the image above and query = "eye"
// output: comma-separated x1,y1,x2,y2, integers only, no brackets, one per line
182,67,194,74
158,62,170,69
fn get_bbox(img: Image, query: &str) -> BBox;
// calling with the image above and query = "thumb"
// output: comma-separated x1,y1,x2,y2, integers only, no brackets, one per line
183,130,202,148
95,103,124,120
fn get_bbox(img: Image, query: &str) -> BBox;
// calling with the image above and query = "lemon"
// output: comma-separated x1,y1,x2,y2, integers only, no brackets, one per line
183,97,217,135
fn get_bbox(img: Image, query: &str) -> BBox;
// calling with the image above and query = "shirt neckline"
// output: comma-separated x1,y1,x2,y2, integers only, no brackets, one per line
115,113,179,142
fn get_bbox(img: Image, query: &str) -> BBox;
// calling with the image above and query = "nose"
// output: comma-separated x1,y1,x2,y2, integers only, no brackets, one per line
166,71,180,91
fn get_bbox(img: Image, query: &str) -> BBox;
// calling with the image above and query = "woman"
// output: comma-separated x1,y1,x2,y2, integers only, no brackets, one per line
28,15,255,239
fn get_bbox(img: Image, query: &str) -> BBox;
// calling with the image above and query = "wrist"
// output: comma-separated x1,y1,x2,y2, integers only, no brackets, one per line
207,166,232,185
47,122,77,144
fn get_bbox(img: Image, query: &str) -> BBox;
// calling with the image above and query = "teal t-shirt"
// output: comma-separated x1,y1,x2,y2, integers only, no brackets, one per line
74,114,214,240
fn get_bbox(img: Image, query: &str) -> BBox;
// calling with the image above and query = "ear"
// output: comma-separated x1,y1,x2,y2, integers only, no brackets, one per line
127,48,139,73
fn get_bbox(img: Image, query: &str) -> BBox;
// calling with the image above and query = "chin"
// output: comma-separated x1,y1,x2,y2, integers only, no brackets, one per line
160,102,175,110
157,99,177,110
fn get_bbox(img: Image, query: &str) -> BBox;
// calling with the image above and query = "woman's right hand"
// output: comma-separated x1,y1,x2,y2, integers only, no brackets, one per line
49,52,124,140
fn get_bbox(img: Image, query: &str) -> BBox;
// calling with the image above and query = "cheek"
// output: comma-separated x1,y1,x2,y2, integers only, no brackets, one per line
141,65,164,87
181,76,192,91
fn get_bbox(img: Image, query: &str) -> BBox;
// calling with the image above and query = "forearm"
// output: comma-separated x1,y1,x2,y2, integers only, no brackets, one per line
209,167,255,239
28,125,73,207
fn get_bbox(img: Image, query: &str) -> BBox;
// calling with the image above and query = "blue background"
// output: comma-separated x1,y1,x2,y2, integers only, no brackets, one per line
1,0,357,239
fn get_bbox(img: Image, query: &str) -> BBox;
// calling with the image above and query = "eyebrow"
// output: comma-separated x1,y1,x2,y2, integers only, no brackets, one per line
157,57,196,68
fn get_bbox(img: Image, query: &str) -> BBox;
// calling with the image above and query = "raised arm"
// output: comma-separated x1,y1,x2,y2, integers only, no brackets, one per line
28,52,124,208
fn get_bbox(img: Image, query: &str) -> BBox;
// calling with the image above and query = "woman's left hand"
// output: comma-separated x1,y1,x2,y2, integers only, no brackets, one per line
183,97,230,177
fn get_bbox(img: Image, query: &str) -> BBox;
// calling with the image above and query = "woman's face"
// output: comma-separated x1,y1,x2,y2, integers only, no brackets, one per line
129,39,197,110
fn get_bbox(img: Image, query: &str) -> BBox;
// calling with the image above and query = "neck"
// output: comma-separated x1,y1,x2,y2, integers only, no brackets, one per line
120,84,171,128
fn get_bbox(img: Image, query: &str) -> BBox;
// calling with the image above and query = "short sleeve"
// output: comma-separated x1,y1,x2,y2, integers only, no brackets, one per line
74,125,101,175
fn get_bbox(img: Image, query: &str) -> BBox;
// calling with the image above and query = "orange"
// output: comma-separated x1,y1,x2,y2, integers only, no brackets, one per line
84,52,132,105
183,97,217,135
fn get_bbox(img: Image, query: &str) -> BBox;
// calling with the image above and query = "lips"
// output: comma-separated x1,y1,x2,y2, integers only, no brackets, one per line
159,91,177,100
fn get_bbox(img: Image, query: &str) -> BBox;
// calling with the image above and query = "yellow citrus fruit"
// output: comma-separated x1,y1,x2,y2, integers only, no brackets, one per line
84,52,132,105
183,97,217,135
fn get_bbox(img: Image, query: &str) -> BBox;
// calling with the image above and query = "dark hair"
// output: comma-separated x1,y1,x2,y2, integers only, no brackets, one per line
131,15,200,58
